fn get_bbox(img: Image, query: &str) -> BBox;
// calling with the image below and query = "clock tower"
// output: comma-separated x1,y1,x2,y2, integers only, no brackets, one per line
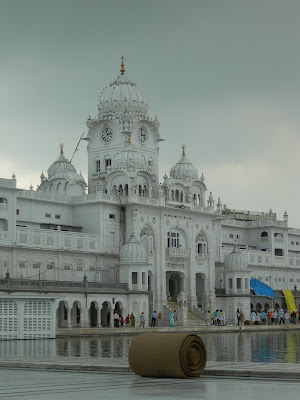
86,56,162,197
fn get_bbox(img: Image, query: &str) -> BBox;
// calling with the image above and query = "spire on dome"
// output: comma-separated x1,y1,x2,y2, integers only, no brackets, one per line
120,54,125,75
182,145,186,158
60,143,64,156
127,132,131,144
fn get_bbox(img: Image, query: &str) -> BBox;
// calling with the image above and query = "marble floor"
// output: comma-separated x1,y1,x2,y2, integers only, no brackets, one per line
0,369,299,400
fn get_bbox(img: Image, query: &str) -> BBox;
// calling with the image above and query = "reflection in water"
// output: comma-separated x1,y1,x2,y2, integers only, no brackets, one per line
0,331,300,363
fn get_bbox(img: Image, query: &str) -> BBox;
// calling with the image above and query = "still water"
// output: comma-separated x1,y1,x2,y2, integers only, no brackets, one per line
1,331,300,364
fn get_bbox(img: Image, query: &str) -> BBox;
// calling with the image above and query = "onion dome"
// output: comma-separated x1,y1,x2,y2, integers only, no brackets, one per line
98,56,148,116
120,234,147,263
113,134,146,171
225,246,248,269
46,145,86,185
170,145,199,181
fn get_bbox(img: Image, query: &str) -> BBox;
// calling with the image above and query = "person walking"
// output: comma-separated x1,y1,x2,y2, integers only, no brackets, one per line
261,310,267,324
130,312,135,328
169,310,175,327
279,308,284,324
139,312,145,328
285,310,290,324
274,309,278,324
236,308,241,326
240,310,244,326
157,312,162,326
151,311,157,327
251,310,256,323
113,311,120,328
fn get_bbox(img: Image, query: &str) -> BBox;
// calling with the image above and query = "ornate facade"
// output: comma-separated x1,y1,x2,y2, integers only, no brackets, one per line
1,58,300,332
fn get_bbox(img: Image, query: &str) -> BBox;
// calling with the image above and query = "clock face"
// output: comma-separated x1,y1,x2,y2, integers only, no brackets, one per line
102,127,113,143
138,127,147,143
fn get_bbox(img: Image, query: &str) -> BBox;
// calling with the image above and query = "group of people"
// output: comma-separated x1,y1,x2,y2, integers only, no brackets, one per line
112,310,178,328
247,308,300,325
207,310,227,326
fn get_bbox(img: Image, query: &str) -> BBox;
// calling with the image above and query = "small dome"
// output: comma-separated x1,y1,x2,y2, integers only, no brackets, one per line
98,74,148,116
113,141,146,171
120,234,147,263
170,147,198,181
225,246,248,269
46,148,86,186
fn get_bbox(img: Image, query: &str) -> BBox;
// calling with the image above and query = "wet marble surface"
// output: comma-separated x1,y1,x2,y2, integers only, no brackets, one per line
0,369,299,400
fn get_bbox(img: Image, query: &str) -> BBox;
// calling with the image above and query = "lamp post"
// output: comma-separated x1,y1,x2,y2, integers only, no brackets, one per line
294,284,297,297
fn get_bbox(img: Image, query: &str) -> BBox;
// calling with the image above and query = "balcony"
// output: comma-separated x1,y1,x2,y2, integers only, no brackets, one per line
166,247,190,261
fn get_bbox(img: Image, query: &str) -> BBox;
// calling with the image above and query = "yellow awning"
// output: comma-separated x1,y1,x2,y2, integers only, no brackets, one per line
282,290,297,313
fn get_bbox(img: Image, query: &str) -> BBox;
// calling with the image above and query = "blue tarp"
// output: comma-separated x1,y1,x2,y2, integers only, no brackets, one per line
250,279,275,298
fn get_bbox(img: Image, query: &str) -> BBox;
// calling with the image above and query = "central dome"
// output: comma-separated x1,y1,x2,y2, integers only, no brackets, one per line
170,147,199,181
98,73,148,116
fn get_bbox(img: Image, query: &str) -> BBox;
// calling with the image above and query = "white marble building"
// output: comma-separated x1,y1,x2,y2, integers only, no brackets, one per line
1,58,300,331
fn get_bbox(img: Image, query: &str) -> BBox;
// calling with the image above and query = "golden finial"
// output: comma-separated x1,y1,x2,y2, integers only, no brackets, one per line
127,132,131,144
182,144,186,157
120,54,125,75
155,115,157,121
60,143,64,155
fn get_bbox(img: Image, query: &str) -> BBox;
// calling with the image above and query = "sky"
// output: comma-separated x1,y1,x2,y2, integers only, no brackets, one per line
1,0,300,226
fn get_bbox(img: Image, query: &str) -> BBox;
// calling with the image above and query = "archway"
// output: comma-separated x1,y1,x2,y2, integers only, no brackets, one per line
71,301,82,327
101,301,111,327
89,301,98,327
255,303,262,312
166,271,185,301
56,300,69,328
264,303,270,311
196,273,206,309
115,301,124,319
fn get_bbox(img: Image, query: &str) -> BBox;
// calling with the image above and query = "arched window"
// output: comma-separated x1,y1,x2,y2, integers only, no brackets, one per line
180,191,184,202
139,185,142,196
96,160,101,172
197,194,201,205
171,190,175,201
124,184,128,196
274,233,283,238
261,231,268,237
118,185,123,195
196,232,208,256
193,194,196,205
175,190,179,201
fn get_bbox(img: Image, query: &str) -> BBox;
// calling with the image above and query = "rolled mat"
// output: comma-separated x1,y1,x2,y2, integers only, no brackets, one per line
128,333,207,378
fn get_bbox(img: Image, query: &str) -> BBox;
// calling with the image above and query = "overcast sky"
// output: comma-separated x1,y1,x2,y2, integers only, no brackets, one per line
1,1,300,226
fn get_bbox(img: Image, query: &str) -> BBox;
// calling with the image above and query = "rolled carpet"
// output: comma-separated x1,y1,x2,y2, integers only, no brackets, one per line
128,333,207,378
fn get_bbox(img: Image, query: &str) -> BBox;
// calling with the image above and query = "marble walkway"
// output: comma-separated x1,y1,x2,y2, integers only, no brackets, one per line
0,356,299,379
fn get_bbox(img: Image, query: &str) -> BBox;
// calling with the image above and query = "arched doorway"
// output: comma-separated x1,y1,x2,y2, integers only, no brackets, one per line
101,301,111,327
256,303,262,312
56,300,69,328
115,301,124,318
166,271,185,301
196,273,206,309
89,301,98,327
71,301,82,327
264,303,270,311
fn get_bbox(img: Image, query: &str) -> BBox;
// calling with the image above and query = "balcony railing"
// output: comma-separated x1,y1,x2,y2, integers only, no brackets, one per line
166,247,190,259
0,278,128,292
